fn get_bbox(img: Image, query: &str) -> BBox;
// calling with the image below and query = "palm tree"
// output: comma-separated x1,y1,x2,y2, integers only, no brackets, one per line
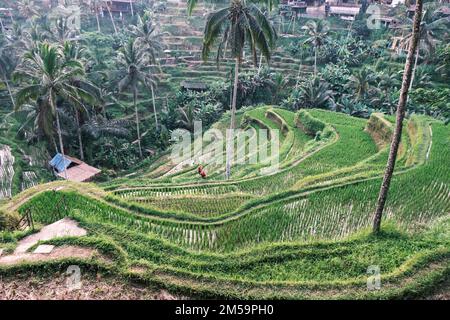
130,13,163,128
14,43,93,164
116,39,157,158
373,71,401,114
82,115,131,140
178,104,197,132
17,0,40,19
61,41,99,160
373,0,424,234
298,77,334,109
202,0,277,179
436,43,450,79
399,6,450,89
130,13,163,65
346,68,376,102
51,17,78,44
302,20,329,76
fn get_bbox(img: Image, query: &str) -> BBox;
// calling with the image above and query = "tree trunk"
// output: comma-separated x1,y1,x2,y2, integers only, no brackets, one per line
95,9,101,32
52,138,58,155
53,98,68,179
225,57,239,180
314,46,318,76
75,109,84,161
150,84,158,128
409,44,420,91
107,4,118,34
258,52,263,75
134,88,143,158
2,75,15,109
129,0,134,17
53,103,65,155
373,0,423,234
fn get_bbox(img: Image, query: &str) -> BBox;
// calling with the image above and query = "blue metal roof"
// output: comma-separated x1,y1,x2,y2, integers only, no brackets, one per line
49,153,72,173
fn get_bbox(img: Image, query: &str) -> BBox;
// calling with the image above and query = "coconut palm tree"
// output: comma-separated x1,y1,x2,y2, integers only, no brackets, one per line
346,68,376,102
202,0,277,179
50,16,78,44
116,39,157,158
130,13,163,128
399,6,450,89
14,42,94,164
373,0,424,234
302,20,329,76
17,0,40,20
60,41,99,160
372,71,401,114
298,76,334,109
178,104,197,132
130,13,163,65
82,115,131,140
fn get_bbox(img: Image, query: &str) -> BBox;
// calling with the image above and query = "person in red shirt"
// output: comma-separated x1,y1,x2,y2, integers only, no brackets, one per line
197,165,207,178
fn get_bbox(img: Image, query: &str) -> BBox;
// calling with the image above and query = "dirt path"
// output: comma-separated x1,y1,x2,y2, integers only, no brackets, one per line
0,218,89,266
14,218,87,254
0,271,181,300
0,245,95,266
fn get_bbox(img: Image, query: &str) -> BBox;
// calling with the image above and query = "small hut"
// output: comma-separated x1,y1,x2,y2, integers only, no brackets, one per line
180,80,208,92
49,154,101,182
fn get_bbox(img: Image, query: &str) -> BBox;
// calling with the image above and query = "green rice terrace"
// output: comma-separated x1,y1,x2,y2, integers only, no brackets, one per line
1,107,449,299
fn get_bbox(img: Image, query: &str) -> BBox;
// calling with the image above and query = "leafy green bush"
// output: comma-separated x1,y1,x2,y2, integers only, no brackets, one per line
294,110,326,136
410,88,450,124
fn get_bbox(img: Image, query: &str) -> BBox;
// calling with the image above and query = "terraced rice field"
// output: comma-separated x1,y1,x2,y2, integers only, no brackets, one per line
1,108,449,299
155,0,311,98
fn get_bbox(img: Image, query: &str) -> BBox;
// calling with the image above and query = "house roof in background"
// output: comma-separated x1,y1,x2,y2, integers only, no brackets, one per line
180,80,207,90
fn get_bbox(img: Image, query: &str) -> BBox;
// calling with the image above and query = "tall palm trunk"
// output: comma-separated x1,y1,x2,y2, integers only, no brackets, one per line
75,109,84,161
409,44,420,91
52,98,65,156
150,84,158,128
225,57,239,180
129,0,134,17
133,87,143,158
314,46,318,76
95,8,101,32
373,0,423,234
52,96,68,179
2,75,15,109
106,3,118,34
